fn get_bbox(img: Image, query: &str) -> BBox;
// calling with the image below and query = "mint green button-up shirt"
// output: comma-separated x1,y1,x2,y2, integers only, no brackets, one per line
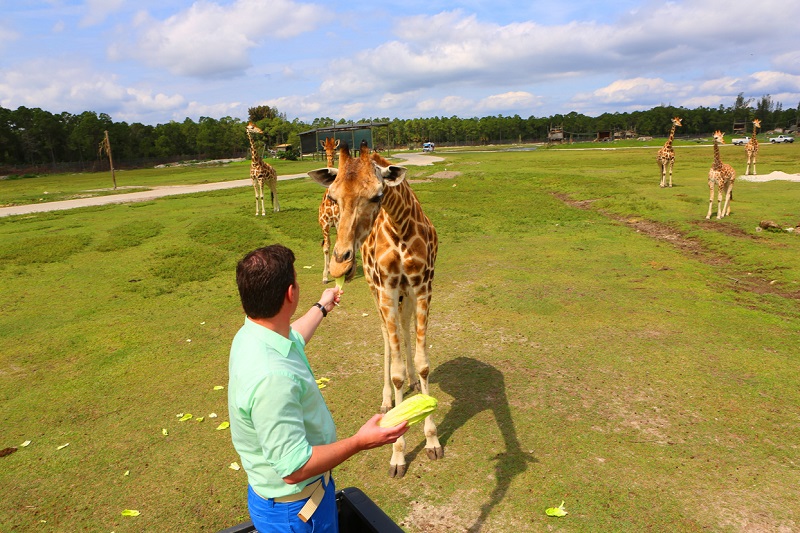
228,318,336,498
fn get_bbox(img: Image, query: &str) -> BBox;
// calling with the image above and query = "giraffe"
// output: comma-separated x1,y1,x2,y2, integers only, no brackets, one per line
245,122,280,215
309,141,442,478
745,119,761,176
706,130,737,220
657,116,682,188
319,137,341,283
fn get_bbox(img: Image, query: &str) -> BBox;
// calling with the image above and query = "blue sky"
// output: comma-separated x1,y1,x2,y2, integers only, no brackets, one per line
1,0,799,125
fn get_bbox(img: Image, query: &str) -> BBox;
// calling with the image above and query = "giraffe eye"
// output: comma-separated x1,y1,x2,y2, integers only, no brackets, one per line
370,193,383,203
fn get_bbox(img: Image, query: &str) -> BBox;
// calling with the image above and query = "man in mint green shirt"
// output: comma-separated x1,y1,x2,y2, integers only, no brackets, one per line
228,245,408,532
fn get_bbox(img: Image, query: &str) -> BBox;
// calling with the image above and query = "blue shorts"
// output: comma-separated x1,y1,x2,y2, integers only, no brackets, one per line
247,477,338,533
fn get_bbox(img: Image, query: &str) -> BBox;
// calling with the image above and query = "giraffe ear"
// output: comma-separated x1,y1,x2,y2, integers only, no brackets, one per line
377,164,407,187
309,168,338,188
334,139,340,149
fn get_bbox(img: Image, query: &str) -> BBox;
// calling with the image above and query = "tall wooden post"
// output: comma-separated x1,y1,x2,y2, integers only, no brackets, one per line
99,130,117,190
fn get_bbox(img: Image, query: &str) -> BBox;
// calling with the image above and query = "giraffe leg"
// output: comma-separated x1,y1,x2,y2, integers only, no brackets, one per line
252,180,261,216
668,160,674,187
705,182,715,219
400,294,420,392
269,178,280,212
722,185,733,217
413,294,443,461
716,186,724,219
321,224,331,284
377,296,409,477
660,163,666,188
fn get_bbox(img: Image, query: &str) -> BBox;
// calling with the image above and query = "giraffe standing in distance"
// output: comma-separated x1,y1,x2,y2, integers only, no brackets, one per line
245,122,280,215
745,119,761,176
657,117,682,188
309,141,442,478
706,130,737,220
319,137,341,283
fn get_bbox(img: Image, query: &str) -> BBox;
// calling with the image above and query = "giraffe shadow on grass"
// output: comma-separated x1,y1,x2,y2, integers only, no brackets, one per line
407,356,537,532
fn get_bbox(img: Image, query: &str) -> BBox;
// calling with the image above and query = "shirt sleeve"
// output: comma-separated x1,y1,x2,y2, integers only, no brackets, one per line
250,371,312,479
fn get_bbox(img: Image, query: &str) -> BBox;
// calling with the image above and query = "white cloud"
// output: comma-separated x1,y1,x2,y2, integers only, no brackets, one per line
0,58,185,120
113,0,328,79
80,0,125,28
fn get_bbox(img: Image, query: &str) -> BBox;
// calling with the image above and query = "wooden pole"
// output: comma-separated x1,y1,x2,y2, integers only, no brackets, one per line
101,130,117,190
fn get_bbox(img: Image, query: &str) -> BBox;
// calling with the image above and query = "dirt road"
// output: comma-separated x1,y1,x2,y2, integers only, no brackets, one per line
0,152,444,218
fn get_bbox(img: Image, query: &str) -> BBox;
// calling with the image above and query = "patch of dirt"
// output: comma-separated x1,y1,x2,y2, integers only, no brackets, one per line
430,171,461,179
553,193,800,301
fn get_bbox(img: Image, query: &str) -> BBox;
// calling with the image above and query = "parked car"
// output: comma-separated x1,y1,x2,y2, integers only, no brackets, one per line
769,134,794,143
731,136,750,146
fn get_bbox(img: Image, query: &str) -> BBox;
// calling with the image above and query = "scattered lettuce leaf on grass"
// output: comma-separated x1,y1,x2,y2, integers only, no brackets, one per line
195,417,205,423
229,462,241,471
121,509,140,517
57,443,69,450
162,428,169,436
216,421,230,431
209,413,218,418
545,501,568,517
21,440,31,447
179,413,193,422
213,385,224,390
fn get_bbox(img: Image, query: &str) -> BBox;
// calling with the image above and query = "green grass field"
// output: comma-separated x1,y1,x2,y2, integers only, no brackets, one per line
1,143,798,532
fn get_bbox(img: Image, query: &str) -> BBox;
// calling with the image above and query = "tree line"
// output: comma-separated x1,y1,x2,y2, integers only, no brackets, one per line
1,94,797,174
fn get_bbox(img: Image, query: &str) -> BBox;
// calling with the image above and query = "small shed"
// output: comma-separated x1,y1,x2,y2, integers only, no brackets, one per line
300,123,388,157
596,131,613,142
548,125,564,143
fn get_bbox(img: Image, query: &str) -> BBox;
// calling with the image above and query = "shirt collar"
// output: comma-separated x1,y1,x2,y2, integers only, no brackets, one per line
243,317,297,357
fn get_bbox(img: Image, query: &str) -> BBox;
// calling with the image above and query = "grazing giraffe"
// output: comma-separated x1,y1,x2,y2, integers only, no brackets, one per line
309,141,442,478
745,119,761,176
706,130,737,220
319,137,341,283
657,117,682,188
245,122,280,215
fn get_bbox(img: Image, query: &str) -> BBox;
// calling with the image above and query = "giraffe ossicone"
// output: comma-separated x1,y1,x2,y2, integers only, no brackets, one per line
308,141,442,478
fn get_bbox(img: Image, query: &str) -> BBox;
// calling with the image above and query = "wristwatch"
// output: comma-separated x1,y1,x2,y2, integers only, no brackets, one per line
313,302,327,317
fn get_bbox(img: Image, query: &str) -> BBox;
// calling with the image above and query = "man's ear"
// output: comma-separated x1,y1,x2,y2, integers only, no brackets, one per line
286,280,299,305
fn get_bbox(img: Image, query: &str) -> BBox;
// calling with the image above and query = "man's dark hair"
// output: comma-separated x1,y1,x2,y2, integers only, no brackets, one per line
236,245,296,319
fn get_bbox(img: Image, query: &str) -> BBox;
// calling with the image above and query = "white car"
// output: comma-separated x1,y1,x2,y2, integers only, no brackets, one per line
731,136,750,146
769,135,794,143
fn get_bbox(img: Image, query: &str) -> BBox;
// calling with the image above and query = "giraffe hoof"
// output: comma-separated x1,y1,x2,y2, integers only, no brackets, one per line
389,464,407,478
426,446,444,460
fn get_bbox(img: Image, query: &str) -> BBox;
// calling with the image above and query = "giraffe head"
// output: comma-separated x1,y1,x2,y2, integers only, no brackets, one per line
671,117,682,128
712,130,725,144
321,137,340,168
752,119,761,131
308,141,407,280
246,122,264,135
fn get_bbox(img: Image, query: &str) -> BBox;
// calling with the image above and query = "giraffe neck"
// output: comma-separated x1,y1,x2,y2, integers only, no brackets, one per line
666,124,677,147
248,132,262,165
713,138,722,168
751,124,758,140
379,181,421,234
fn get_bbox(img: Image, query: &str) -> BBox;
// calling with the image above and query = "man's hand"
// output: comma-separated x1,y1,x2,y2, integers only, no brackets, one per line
318,287,341,314
355,414,408,450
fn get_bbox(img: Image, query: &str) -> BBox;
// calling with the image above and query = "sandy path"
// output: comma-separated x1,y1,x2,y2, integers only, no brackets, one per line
0,152,442,217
